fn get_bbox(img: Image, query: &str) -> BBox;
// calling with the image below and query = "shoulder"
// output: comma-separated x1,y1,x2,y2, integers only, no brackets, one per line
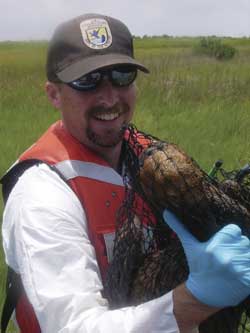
2,163,87,271
5,163,81,210
2,163,86,239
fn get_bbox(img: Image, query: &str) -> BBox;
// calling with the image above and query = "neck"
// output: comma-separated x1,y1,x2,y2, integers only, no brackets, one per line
61,122,123,171
93,142,123,171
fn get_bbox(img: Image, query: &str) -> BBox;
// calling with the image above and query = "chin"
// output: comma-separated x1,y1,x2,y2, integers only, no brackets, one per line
87,127,125,148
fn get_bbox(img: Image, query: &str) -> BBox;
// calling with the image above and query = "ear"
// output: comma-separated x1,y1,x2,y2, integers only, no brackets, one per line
45,82,62,109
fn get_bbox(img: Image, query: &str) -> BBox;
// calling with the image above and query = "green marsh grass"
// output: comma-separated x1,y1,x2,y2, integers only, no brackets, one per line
1,37,250,331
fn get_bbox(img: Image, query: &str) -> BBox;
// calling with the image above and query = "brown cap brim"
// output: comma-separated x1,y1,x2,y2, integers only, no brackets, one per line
56,53,149,83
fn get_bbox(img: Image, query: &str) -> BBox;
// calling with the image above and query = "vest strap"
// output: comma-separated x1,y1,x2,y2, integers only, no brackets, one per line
1,268,23,333
55,160,124,186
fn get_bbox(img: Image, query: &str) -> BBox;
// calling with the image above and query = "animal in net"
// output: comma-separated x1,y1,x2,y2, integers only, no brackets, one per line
104,124,250,333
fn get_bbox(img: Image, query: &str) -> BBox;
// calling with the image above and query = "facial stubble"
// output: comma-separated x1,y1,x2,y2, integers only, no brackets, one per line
86,103,130,148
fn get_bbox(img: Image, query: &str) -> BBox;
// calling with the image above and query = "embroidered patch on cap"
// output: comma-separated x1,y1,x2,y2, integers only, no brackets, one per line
80,18,112,49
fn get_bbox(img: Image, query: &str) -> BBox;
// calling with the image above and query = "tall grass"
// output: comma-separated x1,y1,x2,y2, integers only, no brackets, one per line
134,41,250,170
0,37,250,331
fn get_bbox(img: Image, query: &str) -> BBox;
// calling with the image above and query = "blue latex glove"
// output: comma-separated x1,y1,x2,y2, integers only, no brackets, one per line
163,209,250,307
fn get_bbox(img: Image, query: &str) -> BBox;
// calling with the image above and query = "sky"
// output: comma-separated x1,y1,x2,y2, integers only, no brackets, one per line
1,0,250,41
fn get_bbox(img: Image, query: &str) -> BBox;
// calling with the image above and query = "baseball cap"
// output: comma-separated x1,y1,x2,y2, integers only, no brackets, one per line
46,13,149,83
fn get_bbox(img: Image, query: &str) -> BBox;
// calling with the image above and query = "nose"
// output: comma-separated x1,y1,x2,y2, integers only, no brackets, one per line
96,77,119,108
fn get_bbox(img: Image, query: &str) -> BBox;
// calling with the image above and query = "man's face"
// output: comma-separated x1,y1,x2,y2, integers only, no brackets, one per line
47,76,136,153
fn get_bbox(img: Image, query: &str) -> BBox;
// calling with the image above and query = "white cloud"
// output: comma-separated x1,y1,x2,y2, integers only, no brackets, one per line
0,0,249,41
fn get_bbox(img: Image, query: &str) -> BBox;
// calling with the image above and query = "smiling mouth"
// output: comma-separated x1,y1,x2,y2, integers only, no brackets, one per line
93,112,121,121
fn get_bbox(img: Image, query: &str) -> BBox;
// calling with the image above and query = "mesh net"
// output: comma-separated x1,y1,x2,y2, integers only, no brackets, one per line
104,124,250,333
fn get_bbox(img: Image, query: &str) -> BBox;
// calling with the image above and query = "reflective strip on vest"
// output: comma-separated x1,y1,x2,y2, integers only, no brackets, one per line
54,160,124,186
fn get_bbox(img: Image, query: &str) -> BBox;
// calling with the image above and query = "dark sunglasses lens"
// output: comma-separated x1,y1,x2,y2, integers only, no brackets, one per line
69,67,137,91
70,72,102,91
111,68,137,87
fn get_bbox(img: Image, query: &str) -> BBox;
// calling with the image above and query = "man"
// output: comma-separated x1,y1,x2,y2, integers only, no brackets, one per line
2,13,250,333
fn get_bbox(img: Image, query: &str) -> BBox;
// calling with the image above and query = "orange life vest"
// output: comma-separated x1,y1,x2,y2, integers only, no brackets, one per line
18,120,127,278
5,120,152,333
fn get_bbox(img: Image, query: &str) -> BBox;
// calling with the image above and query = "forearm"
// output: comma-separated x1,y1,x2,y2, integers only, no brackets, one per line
173,284,220,333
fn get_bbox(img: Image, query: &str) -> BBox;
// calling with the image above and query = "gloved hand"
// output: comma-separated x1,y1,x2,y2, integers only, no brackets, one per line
163,209,250,308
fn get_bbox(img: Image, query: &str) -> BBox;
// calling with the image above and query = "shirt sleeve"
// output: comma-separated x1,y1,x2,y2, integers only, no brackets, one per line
2,163,179,333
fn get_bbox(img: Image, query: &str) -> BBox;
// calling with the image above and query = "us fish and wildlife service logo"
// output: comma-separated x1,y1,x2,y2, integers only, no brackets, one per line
80,18,112,49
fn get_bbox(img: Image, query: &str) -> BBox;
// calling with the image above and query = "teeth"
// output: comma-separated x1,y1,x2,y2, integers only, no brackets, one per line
95,113,119,121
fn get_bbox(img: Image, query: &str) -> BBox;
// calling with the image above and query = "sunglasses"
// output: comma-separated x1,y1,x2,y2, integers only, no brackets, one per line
68,66,137,91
